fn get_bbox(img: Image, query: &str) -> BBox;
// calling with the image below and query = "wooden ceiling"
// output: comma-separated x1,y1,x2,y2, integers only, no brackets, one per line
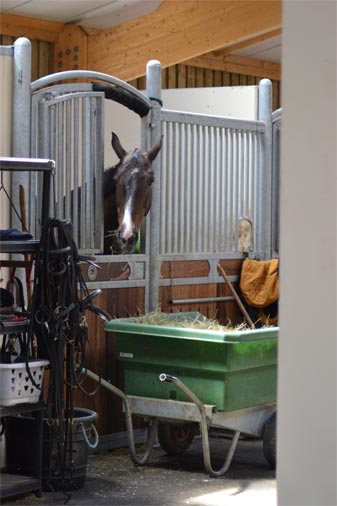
1,0,282,81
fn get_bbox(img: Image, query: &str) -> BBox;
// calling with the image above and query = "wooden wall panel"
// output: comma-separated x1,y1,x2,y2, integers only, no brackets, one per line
72,286,145,435
159,259,244,326
129,65,281,109
0,34,54,80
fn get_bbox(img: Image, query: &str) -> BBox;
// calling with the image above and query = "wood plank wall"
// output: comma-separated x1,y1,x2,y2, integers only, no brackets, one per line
129,64,281,110
0,35,54,80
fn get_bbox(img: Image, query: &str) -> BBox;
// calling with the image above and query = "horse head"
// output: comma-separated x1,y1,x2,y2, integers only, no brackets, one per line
104,132,162,254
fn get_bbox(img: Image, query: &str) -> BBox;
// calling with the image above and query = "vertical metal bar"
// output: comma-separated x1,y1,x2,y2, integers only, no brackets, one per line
84,96,91,248
81,96,88,248
12,37,31,230
172,122,177,253
178,122,184,253
141,113,150,312
30,96,37,233
209,126,215,251
225,129,231,250
202,125,208,253
165,121,172,254
185,123,191,253
41,169,52,227
272,119,281,255
146,59,162,311
167,121,172,254
197,124,203,252
87,97,97,248
161,121,168,254
94,95,104,252
141,114,150,255
218,127,225,251
253,132,259,249
57,101,64,219
233,130,239,251
190,124,196,252
73,97,79,245
36,101,49,233
65,99,72,219
49,103,56,219
257,78,273,259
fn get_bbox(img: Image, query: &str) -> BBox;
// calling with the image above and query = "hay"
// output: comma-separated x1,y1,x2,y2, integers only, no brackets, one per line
134,309,249,332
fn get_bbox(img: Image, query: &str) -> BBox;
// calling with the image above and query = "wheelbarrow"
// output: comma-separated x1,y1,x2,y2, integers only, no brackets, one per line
84,312,278,477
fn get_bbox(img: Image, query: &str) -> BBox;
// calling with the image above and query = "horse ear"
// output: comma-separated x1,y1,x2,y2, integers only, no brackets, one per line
145,135,163,164
111,132,127,160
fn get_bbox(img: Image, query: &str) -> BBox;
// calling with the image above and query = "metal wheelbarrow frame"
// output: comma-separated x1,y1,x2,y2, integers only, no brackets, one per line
83,369,276,477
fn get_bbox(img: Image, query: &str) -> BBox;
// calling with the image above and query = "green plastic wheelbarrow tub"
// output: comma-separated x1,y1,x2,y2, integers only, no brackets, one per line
105,312,278,412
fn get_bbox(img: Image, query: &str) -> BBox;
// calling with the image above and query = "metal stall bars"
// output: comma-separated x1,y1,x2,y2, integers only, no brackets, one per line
29,70,153,253
146,65,274,312
271,107,282,257
30,83,104,253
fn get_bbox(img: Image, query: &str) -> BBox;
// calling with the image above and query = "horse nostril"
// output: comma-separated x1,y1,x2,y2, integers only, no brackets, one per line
118,230,138,248
127,233,138,246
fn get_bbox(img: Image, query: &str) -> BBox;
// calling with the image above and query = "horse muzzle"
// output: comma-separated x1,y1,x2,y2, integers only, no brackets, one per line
117,230,139,253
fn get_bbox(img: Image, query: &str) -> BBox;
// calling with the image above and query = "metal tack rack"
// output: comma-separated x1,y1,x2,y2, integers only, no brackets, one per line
0,157,54,501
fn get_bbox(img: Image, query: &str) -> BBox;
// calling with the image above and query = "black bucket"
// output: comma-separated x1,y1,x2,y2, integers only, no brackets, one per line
5,407,98,492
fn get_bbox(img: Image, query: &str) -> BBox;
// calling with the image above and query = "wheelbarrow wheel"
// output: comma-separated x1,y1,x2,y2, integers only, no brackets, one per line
263,411,277,469
157,422,198,456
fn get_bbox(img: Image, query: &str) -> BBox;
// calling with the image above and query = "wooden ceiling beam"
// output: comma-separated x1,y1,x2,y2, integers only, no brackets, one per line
184,53,281,81
213,28,282,58
88,0,282,81
0,12,64,43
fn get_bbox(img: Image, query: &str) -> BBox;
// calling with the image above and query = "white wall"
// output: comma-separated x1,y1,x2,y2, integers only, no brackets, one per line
277,1,337,505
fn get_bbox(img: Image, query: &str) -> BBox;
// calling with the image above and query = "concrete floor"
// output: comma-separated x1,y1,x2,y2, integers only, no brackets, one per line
2,435,276,506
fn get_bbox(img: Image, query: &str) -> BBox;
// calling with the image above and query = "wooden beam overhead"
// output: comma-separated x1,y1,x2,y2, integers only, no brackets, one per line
184,53,281,81
213,28,282,58
0,12,64,43
88,0,282,81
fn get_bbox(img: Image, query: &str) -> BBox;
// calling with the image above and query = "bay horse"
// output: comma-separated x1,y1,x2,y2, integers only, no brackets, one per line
103,132,162,254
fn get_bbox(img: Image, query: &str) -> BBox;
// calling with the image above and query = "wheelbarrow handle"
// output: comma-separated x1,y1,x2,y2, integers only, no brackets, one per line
159,372,241,477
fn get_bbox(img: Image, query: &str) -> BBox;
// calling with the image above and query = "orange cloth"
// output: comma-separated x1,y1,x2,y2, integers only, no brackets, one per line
240,258,279,308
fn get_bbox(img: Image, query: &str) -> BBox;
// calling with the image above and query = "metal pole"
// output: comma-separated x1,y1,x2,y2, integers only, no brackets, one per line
12,37,32,229
257,79,273,259
146,60,162,312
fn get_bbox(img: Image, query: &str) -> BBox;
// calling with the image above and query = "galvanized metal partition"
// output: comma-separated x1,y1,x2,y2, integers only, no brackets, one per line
146,66,275,310
30,84,105,253
159,111,265,255
7,40,279,314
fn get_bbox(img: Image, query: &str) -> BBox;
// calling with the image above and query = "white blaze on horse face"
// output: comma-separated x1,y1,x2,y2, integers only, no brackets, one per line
121,197,134,241
120,167,139,241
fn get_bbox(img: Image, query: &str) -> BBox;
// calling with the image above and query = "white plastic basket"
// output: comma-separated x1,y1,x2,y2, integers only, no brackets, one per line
0,360,49,407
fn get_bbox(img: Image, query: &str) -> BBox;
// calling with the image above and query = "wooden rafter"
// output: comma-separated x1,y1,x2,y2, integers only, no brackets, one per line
213,28,282,58
87,0,282,81
1,0,282,82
